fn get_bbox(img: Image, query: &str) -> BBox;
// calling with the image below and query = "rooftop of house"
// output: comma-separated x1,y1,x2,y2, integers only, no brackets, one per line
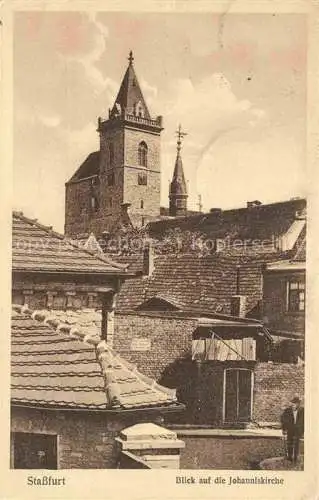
160,207,200,217
11,304,180,411
103,198,306,315
12,211,129,276
147,198,306,244
66,151,99,183
115,252,286,316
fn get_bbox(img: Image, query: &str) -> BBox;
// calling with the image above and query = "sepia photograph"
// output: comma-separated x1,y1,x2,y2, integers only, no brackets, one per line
5,3,313,489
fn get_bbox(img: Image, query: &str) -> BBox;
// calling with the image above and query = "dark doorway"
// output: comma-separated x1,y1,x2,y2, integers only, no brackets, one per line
224,368,253,424
12,432,57,469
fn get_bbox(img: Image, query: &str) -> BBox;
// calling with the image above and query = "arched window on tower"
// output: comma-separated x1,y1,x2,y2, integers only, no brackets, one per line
138,142,148,167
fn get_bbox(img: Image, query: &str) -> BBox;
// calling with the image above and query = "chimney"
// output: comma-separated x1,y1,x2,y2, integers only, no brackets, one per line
247,200,262,208
230,295,247,318
143,241,154,276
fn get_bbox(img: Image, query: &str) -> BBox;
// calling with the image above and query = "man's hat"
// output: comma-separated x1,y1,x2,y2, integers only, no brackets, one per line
290,396,301,404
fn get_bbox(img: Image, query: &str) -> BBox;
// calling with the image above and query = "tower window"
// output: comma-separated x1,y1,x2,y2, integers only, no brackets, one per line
138,173,147,185
138,142,148,167
109,143,114,166
140,200,144,209
107,172,115,186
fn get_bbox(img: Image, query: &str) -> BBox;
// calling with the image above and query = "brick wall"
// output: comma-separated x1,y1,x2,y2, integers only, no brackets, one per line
263,271,305,336
11,406,168,469
100,128,124,171
124,128,161,171
123,128,161,226
123,167,160,226
65,178,98,236
113,313,197,381
253,362,304,424
66,120,162,236
11,407,119,469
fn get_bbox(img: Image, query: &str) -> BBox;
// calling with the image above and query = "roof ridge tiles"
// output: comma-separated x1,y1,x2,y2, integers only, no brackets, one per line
12,305,179,411
12,211,128,272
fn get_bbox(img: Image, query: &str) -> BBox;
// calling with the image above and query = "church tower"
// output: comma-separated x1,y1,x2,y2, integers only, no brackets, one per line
65,52,163,238
169,125,188,217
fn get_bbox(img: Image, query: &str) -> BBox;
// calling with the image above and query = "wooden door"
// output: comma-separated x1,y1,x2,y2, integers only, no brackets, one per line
13,432,57,469
224,369,253,423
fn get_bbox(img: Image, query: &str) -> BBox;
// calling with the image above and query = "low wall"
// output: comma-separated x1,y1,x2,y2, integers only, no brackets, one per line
179,435,284,470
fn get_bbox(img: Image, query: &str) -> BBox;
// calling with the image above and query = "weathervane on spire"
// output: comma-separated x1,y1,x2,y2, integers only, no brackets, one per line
128,50,134,65
175,124,187,155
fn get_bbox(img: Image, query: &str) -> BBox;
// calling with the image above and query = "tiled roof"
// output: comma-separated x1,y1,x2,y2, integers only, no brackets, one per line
160,207,199,217
115,252,284,316
12,212,128,275
11,305,178,411
292,233,306,262
109,199,307,315
147,198,306,244
67,151,99,183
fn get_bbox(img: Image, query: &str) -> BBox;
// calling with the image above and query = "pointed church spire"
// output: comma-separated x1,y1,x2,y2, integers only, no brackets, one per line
110,51,151,119
169,125,188,217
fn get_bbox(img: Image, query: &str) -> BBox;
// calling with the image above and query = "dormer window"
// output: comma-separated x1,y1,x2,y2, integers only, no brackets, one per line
138,141,148,167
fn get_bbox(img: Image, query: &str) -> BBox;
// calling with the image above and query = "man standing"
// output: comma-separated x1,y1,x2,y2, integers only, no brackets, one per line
281,396,304,463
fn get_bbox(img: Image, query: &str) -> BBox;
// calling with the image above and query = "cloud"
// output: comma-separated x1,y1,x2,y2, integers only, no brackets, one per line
57,13,118,100
140,78,158,111
157,72,265,171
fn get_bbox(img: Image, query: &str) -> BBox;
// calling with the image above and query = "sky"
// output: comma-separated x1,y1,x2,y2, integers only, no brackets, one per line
13,11,307,232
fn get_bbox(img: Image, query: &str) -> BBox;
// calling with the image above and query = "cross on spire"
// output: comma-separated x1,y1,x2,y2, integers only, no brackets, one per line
128,50,134,65
175,124,187,155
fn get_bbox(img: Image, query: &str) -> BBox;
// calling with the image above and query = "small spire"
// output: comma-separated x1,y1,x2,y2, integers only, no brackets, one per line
175,124,187,155
128,50,134,65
